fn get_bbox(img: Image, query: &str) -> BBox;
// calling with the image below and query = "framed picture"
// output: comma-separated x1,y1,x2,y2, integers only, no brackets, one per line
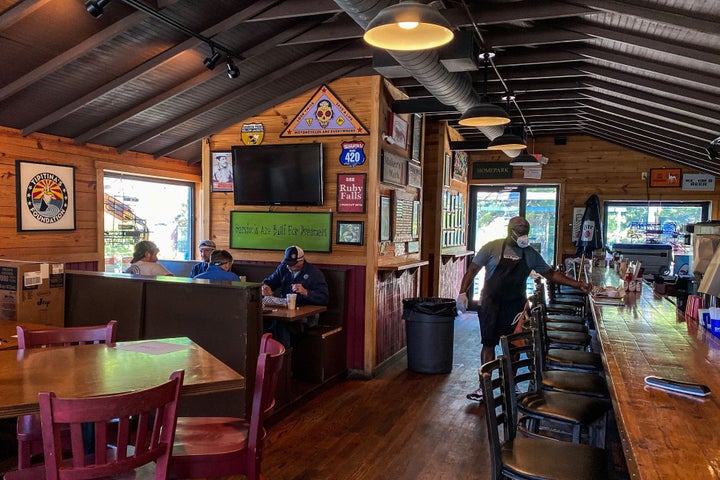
381,150,407,187
453,151,468,182
443,153,452,187
412,200,420,238
388,113,409,150
337,173,366,213
380,196,391,241
15,161,76,232
407,162,422,189
411,113,423,162
337,221,364,245
649,168,682,187
211,151,233,192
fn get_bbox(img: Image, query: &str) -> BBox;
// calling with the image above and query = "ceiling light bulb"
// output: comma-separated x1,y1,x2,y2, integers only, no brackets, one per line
398,21,419,29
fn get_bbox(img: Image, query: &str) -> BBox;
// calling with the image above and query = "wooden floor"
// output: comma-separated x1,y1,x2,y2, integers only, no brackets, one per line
0,312,629,479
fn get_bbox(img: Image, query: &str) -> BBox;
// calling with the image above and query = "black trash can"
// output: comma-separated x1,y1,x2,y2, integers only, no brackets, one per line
402,297,457,374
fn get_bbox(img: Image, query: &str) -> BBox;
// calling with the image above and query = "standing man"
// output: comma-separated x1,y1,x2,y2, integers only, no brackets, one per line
194,249,240,281
262,246,329,346
124,240,173,276
457,216,591,402
190,239,216,278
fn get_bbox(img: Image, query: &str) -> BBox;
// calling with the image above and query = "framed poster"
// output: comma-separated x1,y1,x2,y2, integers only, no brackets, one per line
381,150,407,187
337,221,364,245
453,151,468,182
443,153,452,187
407,162,422,189
388,113,409,150
650,168,681,187
15,161,76,231
211,151,233,192
380,196,391,241
412,200,420,238
336,173,366,213
411,113,423,162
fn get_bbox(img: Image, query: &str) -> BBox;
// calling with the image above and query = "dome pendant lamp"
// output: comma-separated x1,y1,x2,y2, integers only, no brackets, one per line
458,53,510,127
363,1,454,51
487,93,526,151
509,151,540,166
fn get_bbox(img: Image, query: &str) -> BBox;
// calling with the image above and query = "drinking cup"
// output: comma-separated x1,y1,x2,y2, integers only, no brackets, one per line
286,293,297,310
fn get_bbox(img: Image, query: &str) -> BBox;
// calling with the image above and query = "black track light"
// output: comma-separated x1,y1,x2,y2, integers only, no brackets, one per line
203,44,221,70
85,0,112,18
226,57,240,79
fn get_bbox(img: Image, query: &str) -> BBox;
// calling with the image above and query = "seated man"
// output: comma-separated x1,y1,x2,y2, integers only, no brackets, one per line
194,249,240,281
190,239,216,277
262,246,329,346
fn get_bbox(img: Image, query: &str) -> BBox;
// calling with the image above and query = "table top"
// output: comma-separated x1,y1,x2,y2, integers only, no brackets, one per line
263,304,327,321
0,336,245,419
589,268,720,480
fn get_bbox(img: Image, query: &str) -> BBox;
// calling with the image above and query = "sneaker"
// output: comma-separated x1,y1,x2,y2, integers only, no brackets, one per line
466,387,484,402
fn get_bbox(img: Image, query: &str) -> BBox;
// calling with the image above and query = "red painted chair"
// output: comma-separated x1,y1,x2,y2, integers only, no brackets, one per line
15,321,118,469
167,333,285,480
4,370,184,480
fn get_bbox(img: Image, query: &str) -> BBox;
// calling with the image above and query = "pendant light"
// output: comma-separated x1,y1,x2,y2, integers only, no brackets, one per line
509,151,540,166
487,93,526,151
458,53,510,127
364,1,454,51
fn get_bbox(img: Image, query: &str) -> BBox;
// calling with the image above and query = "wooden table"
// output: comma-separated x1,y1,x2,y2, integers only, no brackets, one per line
0,320,58,350
263,304,327,322
590,268,720,479
0,336,245,419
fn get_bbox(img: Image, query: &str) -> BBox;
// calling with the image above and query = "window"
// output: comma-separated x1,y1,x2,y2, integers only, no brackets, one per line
104,174,194,272
604,201,709,251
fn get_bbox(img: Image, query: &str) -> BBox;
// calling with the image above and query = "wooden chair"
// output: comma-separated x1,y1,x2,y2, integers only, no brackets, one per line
4,370,184,480
16,321,118,469
167,333,285,480
480,356,608,480
500,331,610,447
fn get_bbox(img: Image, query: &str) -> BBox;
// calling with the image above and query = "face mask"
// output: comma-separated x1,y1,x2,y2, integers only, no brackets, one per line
513,233,530,248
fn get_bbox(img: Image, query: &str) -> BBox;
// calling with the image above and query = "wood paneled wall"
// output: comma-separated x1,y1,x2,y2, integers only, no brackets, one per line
0,126,199,265
467,135,719,260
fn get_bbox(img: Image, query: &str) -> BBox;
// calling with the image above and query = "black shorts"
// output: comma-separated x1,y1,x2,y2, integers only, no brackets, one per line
477,297,526,347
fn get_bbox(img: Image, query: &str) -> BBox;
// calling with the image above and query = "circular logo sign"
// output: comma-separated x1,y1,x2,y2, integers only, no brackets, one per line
25,173,69,224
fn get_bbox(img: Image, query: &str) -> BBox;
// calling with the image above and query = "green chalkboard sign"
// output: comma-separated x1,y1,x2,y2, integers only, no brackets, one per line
229,211,332,252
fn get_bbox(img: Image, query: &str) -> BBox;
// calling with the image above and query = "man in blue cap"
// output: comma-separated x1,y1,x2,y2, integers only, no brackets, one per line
261,245,329,346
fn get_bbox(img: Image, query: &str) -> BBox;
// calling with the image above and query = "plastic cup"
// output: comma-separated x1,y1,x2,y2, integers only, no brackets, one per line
239,276,247,282
286,293,297,310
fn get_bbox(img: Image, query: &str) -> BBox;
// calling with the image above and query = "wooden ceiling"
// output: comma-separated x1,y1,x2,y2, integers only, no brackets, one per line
0,0,718,173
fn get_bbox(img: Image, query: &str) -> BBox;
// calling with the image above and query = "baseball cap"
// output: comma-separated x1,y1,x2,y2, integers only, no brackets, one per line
198,239,216,249
508,216,530,235
283,246,305,266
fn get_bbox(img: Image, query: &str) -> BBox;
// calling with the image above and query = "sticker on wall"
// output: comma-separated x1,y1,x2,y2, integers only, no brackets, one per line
339,141,366,167
281,84,368,137
241,123,264,145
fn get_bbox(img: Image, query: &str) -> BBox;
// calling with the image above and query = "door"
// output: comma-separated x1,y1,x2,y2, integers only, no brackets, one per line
467,185,560,303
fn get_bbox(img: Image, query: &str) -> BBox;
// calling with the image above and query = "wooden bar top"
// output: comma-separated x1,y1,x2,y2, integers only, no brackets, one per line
589,268,720,479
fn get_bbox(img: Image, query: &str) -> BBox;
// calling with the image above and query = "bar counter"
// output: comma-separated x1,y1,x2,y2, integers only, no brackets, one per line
590,268,720,479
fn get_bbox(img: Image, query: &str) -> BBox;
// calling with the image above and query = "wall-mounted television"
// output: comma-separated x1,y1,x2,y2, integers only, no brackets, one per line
231,143,323,206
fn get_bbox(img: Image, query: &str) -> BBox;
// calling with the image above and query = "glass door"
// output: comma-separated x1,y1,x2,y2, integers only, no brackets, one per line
467,185,559,303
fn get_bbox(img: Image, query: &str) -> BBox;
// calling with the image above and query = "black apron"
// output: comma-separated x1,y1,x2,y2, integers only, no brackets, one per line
478,240,531,346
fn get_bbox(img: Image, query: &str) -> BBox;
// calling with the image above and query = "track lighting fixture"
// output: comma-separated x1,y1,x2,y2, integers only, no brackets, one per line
226,57,240,79
85,0,112,18
364,0,454,51
203,44,222,70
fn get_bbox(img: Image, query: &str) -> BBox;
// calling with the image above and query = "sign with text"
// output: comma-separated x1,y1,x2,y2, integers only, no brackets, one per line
649,168,681,187
337,173,366,213
471,162,512,179
682,173,715,191
229,211,332,252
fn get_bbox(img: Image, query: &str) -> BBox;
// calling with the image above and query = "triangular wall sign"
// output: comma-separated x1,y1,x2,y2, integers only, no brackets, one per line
281,84,369,137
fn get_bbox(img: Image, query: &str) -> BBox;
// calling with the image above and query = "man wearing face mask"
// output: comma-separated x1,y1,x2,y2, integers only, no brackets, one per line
457,216,591,402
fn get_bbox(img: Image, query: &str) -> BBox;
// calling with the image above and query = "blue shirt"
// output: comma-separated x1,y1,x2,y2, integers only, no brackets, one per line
194,265,240,281
190,261,209,278
262,261,329,306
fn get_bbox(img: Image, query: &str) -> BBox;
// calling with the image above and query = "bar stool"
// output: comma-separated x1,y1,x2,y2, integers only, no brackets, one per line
499,333,609,447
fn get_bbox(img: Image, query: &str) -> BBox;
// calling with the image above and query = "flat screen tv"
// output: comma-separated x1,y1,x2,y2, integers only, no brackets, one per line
231,143,324,206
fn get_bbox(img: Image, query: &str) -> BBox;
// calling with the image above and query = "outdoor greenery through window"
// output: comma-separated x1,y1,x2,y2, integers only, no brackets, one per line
604,201,709,254
104,173,194,272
